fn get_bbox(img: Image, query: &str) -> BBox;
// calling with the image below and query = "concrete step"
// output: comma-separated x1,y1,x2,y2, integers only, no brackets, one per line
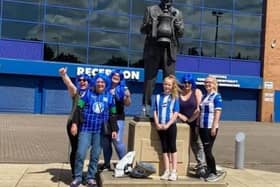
99,171,228,187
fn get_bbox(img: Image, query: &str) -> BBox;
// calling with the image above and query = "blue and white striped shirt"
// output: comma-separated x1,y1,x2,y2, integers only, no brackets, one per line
199,92,222,129
154,93,179,124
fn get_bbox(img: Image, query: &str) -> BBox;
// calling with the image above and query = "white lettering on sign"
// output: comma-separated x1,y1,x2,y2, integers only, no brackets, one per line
196,76,240,88
263,81,273,89
76,67,140,80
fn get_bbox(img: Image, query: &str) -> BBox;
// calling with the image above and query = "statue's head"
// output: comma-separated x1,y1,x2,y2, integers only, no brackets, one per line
160,0,173,8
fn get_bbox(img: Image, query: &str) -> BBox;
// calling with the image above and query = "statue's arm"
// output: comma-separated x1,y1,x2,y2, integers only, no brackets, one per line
140,7,152,35
174,10,184,38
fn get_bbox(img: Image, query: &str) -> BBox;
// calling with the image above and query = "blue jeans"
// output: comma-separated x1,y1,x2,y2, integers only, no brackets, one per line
74,131,102,181
103,120,126,165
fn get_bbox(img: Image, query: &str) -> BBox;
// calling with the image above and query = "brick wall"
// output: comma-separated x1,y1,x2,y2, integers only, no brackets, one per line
260,0,280,122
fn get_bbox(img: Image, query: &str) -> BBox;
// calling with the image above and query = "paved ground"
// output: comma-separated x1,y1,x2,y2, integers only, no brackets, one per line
1,163,280,187
1,114,280,172
0,114,280,187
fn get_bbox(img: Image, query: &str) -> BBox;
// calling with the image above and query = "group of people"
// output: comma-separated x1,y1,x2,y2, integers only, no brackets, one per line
59,68,222,186
59,67,131,187
153,74,222,182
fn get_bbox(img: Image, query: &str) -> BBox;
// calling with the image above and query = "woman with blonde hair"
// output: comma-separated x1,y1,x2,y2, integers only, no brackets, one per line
199,76,222,182
153,75,180,181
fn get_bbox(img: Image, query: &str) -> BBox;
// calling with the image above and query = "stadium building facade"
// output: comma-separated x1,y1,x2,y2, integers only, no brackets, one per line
0,0,279,122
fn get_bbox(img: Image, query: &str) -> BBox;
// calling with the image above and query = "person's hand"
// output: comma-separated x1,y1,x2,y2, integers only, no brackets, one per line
161,125,169,130
59,67,67,76
71,123,78,136
211,128,217,136
155,123,162,130
178,113,188,122
112,131,118,139
194,107,200,114
124,88,131,98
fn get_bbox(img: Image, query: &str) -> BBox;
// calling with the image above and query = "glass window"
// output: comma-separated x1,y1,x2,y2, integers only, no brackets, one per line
16,0,43,3
93,0,129,14
181,6,201,24
3,1,43,22
45,6,88,27
90,31,128,49
129,51,144,68
45,25,87,46
233,14,262,30
204,0,233,10
175,0,202,6
89,13,129,32
201,42,232,58
47,0,88,9
235,0,264,14
88,48,128,67
131,17,143,34
232,45,260,60
184,24,200,40
233,29,261,46
179,40,201,56
2,21,43,41
202,9,232,26
130,34,145,51
132,0,156,16
44,44,87,63
201,26,232,43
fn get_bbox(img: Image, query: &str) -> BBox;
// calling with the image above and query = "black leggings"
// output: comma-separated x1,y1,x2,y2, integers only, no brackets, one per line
199,128,218,175
158,123,177,153
66,120,79,177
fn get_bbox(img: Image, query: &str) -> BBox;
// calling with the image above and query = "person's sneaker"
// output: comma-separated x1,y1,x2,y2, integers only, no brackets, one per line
196,166,207,178
87,179,97,187
70,179,81,187
205,173,220,182
99,163,111,171
160,170,170,180
168,170,177,181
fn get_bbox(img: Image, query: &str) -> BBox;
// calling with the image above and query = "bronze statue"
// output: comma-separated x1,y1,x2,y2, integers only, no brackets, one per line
140,0,184,116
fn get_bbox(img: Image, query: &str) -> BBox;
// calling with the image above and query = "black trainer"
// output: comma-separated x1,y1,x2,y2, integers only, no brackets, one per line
98,163,111,171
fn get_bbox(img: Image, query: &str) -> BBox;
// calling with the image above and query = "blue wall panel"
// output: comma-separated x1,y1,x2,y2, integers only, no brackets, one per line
0,75,36,113
274,91,280,123
219,88,258,121
0,75,259,121
125,84,259,121
42,77,72,114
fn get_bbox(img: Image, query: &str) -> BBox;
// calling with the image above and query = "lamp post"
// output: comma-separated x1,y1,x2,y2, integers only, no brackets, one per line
212,11,223,57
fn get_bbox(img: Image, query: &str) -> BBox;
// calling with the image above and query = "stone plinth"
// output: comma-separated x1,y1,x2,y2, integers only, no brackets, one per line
127,120,189,176
100,171,228,187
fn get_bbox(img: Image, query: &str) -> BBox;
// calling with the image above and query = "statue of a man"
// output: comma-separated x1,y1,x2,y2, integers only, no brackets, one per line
140,0,184,116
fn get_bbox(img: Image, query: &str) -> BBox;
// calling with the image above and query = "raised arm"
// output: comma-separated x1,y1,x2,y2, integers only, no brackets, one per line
59,67,77,97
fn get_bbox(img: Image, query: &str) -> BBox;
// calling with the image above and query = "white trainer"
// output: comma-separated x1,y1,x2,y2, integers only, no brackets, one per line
168,170,177,181
160,170,170,180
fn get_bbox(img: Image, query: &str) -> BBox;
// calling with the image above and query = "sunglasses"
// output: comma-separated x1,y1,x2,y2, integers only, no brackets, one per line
185,81,191,84
78,79,87,82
